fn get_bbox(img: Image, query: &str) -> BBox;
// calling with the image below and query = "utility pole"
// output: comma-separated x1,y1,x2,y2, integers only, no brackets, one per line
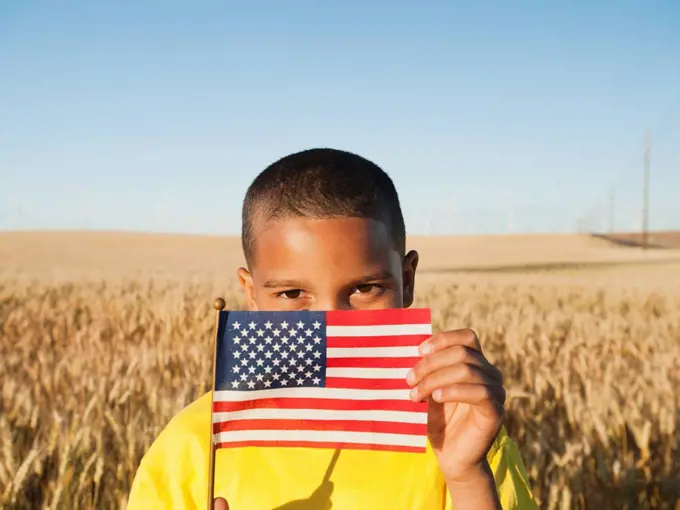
608,186,616,233
641,129,651,249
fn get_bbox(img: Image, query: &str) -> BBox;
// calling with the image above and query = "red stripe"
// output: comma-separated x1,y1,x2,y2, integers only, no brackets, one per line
213,398,425,414
213,419,426,436
326,308,431,327
325,377,409,390
326,357,420,369
327,334,429,348
215,440,425,454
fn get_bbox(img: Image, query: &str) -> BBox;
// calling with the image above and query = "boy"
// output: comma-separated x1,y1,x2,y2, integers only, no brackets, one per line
127,148,538,509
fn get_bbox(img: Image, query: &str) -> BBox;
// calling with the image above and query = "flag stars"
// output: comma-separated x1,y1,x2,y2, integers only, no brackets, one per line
224,314,327,392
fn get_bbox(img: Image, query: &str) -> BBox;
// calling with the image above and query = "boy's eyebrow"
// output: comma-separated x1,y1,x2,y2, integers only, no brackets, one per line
263,279,308,289
352,269,396,283
262,270,396,289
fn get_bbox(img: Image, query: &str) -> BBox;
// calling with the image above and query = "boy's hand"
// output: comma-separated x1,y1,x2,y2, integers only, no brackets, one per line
406,329,505,484
214,497,229,510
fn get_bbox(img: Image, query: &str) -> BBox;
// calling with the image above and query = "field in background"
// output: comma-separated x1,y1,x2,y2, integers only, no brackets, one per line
1,231,679,509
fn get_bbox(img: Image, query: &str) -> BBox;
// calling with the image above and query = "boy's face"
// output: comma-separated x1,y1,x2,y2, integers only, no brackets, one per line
237,216,418,311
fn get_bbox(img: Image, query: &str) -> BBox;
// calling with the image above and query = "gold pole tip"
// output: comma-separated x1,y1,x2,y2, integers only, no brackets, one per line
213,297,226,310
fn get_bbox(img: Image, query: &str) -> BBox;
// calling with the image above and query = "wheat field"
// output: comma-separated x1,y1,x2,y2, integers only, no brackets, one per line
1,232,680,509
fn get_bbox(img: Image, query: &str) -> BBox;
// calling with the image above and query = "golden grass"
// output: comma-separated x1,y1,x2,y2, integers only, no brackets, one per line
1,232,679,509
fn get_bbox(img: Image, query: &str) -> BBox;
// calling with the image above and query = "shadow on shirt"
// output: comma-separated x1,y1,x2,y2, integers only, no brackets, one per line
272,480,334,510
271,448,339,510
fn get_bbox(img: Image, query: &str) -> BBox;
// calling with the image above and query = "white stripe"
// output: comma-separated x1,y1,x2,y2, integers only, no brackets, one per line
213,387,410,402
327,324,431,337
212,408,426,424
326,367,410,379
327,346,419,358
214,429,426,448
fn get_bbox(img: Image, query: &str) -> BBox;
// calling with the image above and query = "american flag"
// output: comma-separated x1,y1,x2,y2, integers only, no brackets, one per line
211,308,432,453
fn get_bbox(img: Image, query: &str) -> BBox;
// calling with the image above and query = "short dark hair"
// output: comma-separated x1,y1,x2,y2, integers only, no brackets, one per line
241,148,406,265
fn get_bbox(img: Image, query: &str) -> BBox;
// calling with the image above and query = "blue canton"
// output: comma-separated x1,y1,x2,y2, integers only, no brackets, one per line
215,311,328,391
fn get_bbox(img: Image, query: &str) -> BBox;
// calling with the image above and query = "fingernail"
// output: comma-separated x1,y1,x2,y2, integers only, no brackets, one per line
406,370,415,386
409,387,419,401
432,388,442,402
419,342,431,355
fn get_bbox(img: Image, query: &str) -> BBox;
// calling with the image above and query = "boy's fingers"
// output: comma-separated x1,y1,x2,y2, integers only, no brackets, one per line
406,345,496,386
214,497,229,510
428,383,506,418
419,329,483,356
409,363,503,402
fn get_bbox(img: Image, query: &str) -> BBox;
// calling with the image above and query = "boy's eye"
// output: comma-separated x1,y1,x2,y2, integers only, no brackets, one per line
279,289,302,299
354,284,379,294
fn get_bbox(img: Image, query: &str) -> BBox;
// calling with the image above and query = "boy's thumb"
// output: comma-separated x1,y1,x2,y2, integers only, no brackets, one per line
214,497,229,510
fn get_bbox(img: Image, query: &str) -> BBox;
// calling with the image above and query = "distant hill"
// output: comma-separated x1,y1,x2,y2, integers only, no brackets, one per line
593,231,680,249
2,230,680,282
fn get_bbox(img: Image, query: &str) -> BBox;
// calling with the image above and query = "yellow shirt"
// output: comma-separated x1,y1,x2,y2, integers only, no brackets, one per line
127,392,538,509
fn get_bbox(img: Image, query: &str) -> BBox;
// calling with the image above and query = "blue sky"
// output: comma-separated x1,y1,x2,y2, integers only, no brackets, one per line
1,1,678,235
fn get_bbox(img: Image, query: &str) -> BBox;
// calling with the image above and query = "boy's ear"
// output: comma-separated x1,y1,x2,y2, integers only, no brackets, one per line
402,250,419,308
237,267,259,311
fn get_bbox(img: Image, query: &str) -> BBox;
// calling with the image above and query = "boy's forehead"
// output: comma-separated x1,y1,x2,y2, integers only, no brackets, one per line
248,215,401,276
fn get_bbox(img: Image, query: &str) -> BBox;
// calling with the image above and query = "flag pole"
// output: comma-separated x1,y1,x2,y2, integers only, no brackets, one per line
208,297,226,510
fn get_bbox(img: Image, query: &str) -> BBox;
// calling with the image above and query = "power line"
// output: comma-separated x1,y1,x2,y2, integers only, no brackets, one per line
641,129,651,249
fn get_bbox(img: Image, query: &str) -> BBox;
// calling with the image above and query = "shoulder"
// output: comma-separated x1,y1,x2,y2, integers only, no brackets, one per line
486,426,539,509
126,392,213,509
